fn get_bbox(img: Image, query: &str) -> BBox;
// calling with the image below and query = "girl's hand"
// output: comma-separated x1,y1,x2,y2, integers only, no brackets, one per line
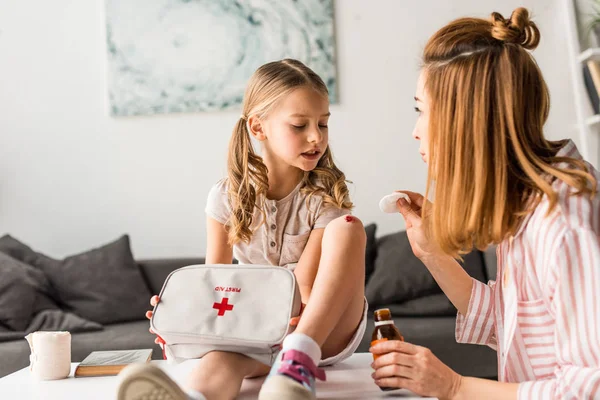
289,302,306,327
146,295,164,345
395,191,443,261
370,340,462,400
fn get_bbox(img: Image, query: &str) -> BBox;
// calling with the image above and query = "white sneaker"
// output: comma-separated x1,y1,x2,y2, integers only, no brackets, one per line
258,349,326,400
117,363,189,400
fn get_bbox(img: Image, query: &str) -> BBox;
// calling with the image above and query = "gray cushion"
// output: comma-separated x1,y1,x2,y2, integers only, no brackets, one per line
27,309,102,334
0,324,27,342
0,238,59,314
0,310,102,343
0,235,47,267
364,223,377,283
365,231,486,306
138,258,206,295
0,235,151,325
0,254,38,331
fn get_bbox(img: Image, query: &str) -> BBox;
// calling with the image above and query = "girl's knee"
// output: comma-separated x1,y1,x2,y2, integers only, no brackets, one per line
324,215,367,243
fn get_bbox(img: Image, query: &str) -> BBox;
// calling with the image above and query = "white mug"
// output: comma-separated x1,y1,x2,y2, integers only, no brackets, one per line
24,331,71,380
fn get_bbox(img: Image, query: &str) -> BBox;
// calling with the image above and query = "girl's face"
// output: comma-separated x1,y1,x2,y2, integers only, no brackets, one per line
252,86,330,172
413,70,430,164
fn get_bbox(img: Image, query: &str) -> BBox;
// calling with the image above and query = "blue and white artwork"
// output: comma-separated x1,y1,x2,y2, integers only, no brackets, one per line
105,0,337,116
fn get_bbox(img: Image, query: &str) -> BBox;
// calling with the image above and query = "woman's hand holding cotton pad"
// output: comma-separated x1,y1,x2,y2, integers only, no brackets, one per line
379,192,411,213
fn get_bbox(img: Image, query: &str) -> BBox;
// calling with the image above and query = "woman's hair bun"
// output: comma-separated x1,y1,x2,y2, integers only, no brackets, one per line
490,7,540,50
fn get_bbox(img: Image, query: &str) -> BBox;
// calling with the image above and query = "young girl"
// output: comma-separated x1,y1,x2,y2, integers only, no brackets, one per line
117,59,368,400
370,8,600,400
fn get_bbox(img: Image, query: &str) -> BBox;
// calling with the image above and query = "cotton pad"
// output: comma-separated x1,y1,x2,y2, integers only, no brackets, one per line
379,192,411,213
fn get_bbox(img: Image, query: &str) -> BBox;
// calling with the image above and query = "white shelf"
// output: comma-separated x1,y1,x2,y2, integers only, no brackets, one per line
586,114,600,127
567,0,598,167
578,48,600,63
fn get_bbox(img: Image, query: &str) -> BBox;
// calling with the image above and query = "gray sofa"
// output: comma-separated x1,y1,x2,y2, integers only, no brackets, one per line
0,232,498,379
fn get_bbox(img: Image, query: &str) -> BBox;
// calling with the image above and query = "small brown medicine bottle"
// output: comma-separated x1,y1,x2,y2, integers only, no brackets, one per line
371,308,404,391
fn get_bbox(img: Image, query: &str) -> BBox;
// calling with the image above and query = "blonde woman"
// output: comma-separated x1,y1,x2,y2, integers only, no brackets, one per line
117,59,367,400
370,8,600,400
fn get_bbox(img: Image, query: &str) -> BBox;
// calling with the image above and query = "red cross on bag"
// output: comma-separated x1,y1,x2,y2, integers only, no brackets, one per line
213,297,234,316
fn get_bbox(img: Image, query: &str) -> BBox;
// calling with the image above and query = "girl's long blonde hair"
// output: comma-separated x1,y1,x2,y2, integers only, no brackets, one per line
227,59,352,245
421,8,597,257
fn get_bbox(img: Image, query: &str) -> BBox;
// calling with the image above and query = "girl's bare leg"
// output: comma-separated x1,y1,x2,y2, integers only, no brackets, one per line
187,351,270,400
294,216,366,357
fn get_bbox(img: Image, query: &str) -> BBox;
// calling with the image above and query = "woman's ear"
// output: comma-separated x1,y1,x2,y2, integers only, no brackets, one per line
247,115,266,141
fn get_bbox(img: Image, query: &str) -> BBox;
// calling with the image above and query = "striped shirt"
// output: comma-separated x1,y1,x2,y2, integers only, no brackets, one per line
456,140,600,399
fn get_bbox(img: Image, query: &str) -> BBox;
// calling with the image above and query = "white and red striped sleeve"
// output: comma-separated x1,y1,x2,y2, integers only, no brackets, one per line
455,278,498,350
518,228,600,399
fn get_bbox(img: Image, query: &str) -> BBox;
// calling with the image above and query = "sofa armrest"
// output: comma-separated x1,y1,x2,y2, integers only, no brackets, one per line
137,258,205,294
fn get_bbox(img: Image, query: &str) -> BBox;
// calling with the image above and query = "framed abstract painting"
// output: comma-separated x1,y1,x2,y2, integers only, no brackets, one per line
105,0,337,116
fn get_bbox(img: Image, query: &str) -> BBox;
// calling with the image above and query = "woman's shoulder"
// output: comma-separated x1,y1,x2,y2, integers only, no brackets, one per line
523,178,599,249
552,164,599,231
548,140,600,231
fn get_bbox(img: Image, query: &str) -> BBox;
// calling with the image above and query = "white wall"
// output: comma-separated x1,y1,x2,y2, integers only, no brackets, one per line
0,0,581,259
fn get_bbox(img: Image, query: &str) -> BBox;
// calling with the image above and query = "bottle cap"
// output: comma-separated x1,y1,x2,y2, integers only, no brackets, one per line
373,308,392,322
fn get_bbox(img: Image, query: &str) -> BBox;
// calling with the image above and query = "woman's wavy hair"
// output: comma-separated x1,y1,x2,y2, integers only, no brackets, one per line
421,8,597,257
227,59,352,245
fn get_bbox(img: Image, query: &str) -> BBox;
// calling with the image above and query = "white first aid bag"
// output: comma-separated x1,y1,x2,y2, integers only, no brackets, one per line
150,264,302,365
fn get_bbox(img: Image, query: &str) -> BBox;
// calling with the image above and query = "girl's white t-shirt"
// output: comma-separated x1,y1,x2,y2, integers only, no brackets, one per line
205,179,350,267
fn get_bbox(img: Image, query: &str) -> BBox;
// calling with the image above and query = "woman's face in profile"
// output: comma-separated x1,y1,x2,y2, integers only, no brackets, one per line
412,70,429,164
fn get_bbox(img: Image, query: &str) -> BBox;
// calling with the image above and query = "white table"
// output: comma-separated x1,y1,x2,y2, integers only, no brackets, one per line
0,353,435,399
